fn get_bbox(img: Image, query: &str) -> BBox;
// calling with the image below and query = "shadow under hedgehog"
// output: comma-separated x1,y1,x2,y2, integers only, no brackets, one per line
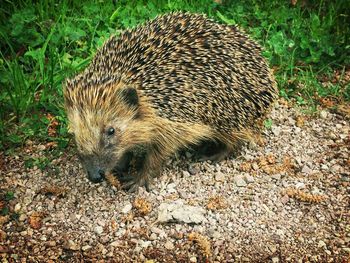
64,12,277,192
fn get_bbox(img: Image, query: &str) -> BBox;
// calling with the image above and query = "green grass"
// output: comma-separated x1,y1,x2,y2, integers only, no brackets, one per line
0,0,349,153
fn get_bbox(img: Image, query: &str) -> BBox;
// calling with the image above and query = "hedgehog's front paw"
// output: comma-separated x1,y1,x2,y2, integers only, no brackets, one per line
117,173,151,192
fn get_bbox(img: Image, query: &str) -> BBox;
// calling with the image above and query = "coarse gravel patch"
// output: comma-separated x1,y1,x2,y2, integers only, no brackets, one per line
1,100,349,262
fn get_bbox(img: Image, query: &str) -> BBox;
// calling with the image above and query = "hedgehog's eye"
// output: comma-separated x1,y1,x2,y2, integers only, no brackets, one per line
107,127,115,136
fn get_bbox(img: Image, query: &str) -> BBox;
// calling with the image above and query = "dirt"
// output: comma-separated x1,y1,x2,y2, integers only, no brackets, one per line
1,99,349,262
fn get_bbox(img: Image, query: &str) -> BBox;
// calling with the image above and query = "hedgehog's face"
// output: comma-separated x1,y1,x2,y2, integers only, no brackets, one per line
65,83,142,183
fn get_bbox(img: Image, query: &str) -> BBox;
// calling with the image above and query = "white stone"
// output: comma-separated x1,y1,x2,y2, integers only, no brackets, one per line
82,245,92,251
234,175,247,187
295,182,305,189
140,240,151,248
215,172,226,182
121,203,132,214
94,226,103,235
272,126,281,136
164,240,174,250
167,183,176,190
14,203,21,212
318,240,326,248
272,174,281,180
157,200,206,224
182,171,190,177
149,233,157,240
320,110,328,119
65,240,80,251
245,175,255,183
110,241,119,247
212,231,221,239
301,165,312,174
189,257,197,262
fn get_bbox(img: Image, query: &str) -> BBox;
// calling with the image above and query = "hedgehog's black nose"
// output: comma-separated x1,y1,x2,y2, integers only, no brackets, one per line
87,169,105,183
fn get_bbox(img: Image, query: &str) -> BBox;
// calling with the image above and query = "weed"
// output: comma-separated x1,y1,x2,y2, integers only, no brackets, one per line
264,119,273,129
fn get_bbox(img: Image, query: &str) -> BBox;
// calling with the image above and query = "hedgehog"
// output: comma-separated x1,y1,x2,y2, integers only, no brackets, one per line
64,12,277,191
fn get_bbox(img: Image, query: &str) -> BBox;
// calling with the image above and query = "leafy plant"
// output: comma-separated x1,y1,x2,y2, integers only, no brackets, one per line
0,0,349,153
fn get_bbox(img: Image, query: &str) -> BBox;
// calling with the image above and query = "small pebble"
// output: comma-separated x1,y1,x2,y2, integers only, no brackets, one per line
271,174,281,180
182,171,190,177
189,256,197,263
121,203,132,214
19,214,27,222
215,172,226,182
149,233,157,240
245,175,255,183
342,248,350,253
188,165,200,175
14,203,21,212
234,175,247,187
94,226,104,235
301,165,312,174
212,231,221,239
318,240,326,248
320,110,327,119
164,240,174,250
295,182,305,189
64,240,80,251
47,241,56,247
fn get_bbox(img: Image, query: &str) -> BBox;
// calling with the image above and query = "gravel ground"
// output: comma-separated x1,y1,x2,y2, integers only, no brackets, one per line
1,99,349,262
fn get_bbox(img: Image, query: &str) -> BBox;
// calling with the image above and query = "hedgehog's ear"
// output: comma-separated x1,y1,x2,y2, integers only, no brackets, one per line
120,87,139,107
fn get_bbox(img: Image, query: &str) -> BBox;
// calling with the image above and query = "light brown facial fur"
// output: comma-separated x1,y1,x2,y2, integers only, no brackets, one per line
64,79,153,183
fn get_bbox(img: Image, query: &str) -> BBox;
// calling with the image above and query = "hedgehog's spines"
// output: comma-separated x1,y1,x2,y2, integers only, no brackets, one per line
64,12,277,189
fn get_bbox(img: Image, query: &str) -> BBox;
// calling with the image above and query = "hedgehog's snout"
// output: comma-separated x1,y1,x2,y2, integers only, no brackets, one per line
87,168,105,183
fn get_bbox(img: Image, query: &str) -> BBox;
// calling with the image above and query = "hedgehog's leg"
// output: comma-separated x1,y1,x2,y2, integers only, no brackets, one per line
120,144,165,192
194,139,231,162
119,121,217,192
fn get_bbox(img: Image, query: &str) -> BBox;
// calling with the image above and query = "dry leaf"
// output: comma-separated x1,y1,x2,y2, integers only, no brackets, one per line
319,97,336,108
207,196,228,210
296,115,305,127
121,212,134,223
259,155,294,175
38,185,66,197
133,197,152,216
240,162,252,172
266,153,276,164
188,232,212,258
44,142,58,150
284,188,326,203
164,194,178,201
0,230,6,241
0,216,9,226
346,159,350,167
0,154,4,171
0,245,9,253
46,113,59,137
336,103,350,117
0,201,5,210
240,155,294,175
29,212,44,229
279,98,290,107
110,219,117,230
186,199,198,206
